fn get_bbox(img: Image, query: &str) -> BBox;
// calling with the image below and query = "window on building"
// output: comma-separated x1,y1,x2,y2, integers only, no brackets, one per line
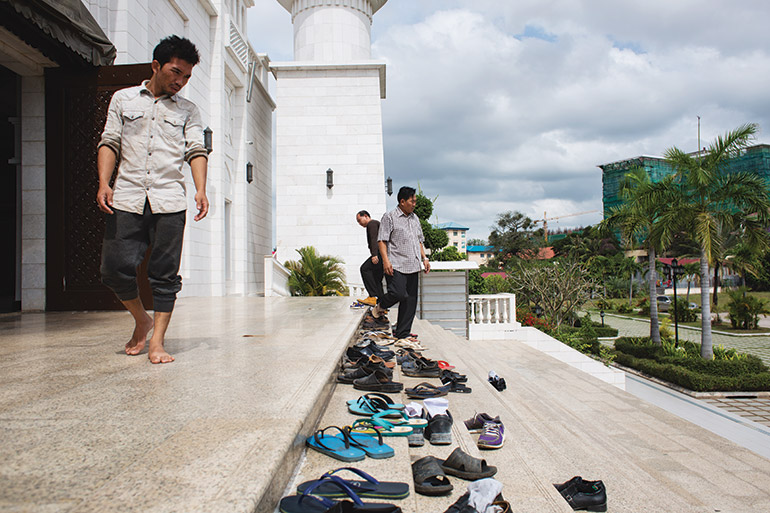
453,231,458,236
462,232,465,238
453,242,458,247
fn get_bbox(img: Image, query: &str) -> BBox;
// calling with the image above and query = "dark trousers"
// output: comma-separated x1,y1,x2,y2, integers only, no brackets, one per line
360,256,384,298
379,270,419,339
100,201,186,313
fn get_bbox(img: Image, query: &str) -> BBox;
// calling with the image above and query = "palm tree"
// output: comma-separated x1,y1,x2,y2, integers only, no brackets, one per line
658,123,770,359
285,246,348,296
681,262,700,304
600,168,670,345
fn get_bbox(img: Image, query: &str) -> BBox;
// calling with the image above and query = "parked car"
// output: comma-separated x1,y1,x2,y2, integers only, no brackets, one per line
656,295,671,312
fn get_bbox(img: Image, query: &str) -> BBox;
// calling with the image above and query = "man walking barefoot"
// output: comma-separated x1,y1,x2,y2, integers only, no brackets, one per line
371,187,430,340
96,36,209,364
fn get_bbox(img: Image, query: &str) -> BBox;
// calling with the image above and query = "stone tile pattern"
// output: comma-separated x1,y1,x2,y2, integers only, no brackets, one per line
702,398,770,428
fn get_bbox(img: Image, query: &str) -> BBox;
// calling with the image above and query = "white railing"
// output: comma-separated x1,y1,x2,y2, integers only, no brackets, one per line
348,283,367,298
469,293,516,324
468,293,521,340
227,16,249,71
264,256,291,297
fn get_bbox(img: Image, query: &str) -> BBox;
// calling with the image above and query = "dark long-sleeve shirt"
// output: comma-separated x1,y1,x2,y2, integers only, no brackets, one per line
366,220,381,257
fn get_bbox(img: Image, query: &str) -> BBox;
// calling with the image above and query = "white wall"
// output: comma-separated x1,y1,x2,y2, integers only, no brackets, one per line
273,64,385,284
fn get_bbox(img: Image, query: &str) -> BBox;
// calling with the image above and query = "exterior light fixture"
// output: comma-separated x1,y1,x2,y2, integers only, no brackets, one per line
203,127,213,154
386,176,393,196
246,162,253,184
326,168,334,189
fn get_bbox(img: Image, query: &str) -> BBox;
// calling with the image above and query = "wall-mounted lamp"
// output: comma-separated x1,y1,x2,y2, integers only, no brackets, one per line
203,127,213,154
326,168,334,189
386,176,393,196
246,162,253,184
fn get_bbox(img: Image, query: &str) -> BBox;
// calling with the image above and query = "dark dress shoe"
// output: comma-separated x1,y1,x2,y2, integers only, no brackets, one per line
555,478,607,512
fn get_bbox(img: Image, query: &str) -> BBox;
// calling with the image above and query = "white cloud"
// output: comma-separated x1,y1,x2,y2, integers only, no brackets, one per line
249,0,770,241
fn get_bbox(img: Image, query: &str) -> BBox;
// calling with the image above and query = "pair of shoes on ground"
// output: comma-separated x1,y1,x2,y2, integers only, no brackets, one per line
411,448,497,496
554,476,607,512
346,342,395,362
280,467,406,512
464,412,505,450
404,380,472,398
306,425,395,462
488,371,506,392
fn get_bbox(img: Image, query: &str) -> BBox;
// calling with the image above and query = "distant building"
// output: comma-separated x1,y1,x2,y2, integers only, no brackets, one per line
435,222,469,253
598,144,770,215
467,245,495,266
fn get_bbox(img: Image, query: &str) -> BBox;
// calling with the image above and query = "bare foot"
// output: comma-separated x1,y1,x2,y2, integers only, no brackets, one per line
148,344,175,364
125,313,154,355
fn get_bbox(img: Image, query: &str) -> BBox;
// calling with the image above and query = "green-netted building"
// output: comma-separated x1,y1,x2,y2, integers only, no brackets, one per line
598,144,770,214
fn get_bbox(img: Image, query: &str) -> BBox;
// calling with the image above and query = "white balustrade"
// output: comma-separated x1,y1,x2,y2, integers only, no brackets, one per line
468,293,521,340
264,255,291,297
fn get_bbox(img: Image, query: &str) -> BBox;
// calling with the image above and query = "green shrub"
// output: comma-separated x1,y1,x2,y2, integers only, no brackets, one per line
726,287,770,329
671,300,697,323
616,302,632,314
637,297,650,315
594,326,619,337
595,298,613,311
613,336,770,391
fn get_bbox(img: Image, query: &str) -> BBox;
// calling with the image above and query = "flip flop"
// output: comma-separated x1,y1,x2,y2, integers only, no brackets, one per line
372,409,428,429
347,394,405,417
405,382,449,399
338,427,394,459
350,417,413,437
440,447,497,480
297,468,409,500
281,477,403,512
437,360,455,370
306,426,366,462
412,456,453,496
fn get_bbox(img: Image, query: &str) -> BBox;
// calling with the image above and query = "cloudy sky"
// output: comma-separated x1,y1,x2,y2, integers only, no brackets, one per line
248,0,770,242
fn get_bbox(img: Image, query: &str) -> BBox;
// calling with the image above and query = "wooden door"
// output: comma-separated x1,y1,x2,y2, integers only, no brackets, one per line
45,63,154,311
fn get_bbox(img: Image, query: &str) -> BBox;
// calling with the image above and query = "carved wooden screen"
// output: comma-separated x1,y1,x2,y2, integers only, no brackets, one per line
46,64,153,311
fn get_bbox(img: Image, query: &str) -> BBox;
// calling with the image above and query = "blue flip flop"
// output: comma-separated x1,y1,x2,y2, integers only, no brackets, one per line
297,468,409,500
347,393,405,417
281,476,402,512
338,427,394,459
306,426,366,462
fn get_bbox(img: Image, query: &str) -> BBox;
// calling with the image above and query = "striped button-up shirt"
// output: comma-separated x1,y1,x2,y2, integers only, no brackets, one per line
97,81,208,214
378,206,425,274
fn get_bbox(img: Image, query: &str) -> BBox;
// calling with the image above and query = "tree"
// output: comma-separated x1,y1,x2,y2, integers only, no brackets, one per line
659,123,770,359
600,168,670,345
432,245,465,261
469,269,488,295
414,191,449,254
508,260,596,327
488,211,538,267
284,246,348,296
468,238,487,246
681,262,700,304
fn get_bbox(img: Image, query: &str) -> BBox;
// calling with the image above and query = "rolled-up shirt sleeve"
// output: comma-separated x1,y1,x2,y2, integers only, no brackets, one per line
97,93,123,157
184,104,208,163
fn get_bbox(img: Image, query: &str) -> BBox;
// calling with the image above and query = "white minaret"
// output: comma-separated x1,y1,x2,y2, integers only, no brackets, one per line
272,0,388,289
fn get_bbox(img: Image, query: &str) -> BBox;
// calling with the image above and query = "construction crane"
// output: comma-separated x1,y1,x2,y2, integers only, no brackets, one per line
532,210,598,243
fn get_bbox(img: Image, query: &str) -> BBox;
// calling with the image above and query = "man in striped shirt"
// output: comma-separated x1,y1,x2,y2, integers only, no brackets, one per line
372,186,430,339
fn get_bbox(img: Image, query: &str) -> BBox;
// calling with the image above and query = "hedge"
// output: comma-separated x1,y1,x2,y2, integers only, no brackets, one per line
614,337,770,392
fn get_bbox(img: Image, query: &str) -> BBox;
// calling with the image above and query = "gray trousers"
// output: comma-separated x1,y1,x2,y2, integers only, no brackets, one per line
100,200,185,312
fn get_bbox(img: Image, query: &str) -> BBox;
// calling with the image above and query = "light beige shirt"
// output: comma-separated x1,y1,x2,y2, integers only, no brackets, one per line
97,81,208,214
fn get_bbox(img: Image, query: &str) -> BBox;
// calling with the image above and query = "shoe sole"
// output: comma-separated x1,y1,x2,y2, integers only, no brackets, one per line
429,433,452,445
